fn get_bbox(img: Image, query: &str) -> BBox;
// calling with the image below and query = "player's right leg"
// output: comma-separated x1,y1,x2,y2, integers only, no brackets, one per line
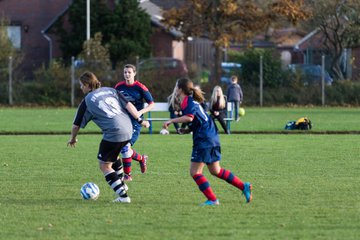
129,123,148,174
190,150,218,206
98,140,130,203
120,143,133,181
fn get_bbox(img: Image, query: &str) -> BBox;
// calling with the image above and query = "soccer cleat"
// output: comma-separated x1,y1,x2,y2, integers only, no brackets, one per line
140,155,148,173
113,196,131,203
242,182,252,203
124,174,132,182
200,199,219,206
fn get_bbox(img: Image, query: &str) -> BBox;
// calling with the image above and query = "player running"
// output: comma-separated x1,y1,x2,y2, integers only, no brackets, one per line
163,77,252,206
114,64,154,181
67,71,150,203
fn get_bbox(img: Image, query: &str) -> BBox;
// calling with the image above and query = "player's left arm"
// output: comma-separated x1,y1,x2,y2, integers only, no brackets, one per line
138,101,154,116
117,91,150,128
138,90,154,115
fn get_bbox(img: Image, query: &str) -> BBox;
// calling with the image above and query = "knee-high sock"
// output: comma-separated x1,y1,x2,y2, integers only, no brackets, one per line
122,157,132,175
104,170,127,197
216,168,244,190
112,158,124,179
131,149,143,162
193,173,217,201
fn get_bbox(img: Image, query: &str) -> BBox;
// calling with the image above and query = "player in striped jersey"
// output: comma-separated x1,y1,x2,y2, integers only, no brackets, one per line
163,78,252,206
114,64,154,181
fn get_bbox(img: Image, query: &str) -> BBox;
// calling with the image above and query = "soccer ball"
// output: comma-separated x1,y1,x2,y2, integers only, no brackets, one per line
239,108,245,117
160,128,170,135
80,182,100,200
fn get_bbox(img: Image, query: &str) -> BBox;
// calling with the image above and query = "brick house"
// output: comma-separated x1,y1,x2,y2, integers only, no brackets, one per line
0,0,185,77
0,0,73,75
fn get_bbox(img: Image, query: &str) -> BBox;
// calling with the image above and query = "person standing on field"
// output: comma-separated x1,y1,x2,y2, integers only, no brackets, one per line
114,64,155,181
209,85,229,134
163,77,252,206
67,71,150,203
226,75,243,121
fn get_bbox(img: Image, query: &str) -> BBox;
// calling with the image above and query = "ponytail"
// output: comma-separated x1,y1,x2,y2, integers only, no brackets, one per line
192,86,205,103
79,71,101,90
177,77,205,103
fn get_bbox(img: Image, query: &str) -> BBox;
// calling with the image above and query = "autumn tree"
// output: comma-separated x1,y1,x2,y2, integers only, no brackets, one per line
162,0,310,83
304,0,360,80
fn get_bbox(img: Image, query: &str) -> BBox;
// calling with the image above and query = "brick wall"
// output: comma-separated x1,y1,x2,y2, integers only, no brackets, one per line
0,0,72,77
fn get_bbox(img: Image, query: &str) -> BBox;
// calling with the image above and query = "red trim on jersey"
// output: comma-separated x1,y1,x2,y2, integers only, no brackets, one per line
114,80,149,92
180,96,189,110
114,81,126,88
186,114,194,120
133,81,149,91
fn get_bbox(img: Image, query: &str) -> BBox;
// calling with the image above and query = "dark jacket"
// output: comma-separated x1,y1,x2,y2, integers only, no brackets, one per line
227,83,243,102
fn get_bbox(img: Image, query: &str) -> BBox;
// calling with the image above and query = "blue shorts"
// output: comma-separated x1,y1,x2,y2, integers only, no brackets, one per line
191,146,221,164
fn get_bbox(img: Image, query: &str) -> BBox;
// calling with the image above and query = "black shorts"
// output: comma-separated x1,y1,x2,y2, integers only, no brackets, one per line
98,139,130,163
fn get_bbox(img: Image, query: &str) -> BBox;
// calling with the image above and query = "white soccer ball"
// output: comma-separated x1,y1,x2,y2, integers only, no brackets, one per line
80,182,100,200
159,128,170,135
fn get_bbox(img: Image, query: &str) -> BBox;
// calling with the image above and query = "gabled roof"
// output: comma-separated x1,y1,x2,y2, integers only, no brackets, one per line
149,0,184,10
140,0,183,38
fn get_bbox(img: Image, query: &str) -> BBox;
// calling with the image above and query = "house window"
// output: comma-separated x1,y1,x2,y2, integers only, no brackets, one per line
6,25,21,49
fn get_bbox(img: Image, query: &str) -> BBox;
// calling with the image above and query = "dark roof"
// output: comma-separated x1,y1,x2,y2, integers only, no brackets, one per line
140,0,183,38
149,0,184,10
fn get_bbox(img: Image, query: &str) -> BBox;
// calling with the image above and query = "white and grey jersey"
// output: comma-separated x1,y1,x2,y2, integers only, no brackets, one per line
73,87,133,142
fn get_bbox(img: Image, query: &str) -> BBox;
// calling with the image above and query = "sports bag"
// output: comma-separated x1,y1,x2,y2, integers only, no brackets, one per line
285,117,312,130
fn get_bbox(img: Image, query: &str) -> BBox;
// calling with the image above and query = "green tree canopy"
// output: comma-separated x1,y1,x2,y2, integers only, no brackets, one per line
53,0,152,67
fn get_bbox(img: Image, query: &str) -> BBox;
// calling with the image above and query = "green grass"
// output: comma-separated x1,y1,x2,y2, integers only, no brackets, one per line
1,134,359,240
1,107,360,133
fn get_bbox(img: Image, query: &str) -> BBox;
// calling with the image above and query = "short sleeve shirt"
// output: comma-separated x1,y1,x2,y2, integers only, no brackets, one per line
114,80,154,119
181,96,220,149
73,87,132,142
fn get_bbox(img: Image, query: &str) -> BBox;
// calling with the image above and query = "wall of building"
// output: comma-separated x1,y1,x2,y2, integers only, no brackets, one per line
0,0,72,77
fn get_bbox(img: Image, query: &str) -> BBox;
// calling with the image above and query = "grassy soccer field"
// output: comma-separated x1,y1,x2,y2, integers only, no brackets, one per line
0,107,360,133
1,133,359,240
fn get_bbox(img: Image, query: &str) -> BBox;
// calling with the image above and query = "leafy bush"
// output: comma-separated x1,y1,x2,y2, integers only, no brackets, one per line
21,61,72,106
228,48,289,88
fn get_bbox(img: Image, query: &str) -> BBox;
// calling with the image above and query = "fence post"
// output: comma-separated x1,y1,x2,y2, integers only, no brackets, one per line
259,55,263,107
8,56,13,105
71,56,75,107
321,55,325,106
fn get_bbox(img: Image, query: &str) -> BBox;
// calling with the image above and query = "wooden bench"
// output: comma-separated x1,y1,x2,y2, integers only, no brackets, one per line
144,102,235,134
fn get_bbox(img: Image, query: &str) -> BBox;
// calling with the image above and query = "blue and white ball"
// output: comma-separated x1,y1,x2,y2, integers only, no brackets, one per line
80,182,100,200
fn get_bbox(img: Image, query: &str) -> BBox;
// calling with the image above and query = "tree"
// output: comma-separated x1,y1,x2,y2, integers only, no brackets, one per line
161,0,310,83
78,32,111,72
304,0,360,80
104,0,152,65
53,0,152,67
0,17,23,104
0,17,22,72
